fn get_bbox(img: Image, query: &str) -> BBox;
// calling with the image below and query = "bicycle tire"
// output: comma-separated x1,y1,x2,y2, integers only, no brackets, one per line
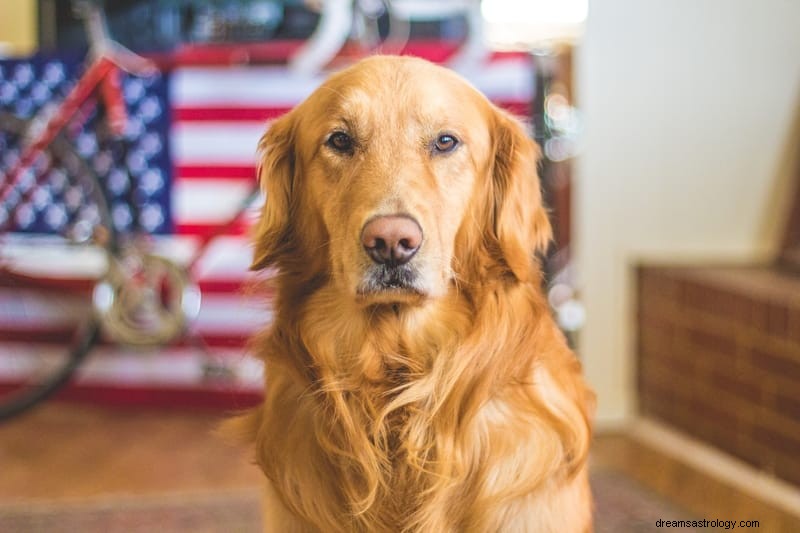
0,110,114,421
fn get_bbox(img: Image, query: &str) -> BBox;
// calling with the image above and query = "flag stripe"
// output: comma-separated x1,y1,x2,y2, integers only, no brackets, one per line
170,66,324,107
172,122,265,165
173,106,292,122
172,179,254,226
175,164,256,179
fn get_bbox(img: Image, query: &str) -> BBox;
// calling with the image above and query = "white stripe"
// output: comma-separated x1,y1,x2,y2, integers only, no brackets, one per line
171,61,533,109
172,179,254,225
0,343,264,389
192,235,259,279
150,234,256,280
0,289,269,334
0,234,248,279
194,292,272,333
1,235,107,279
466,59,535,103
171,66,325,107
171,122,264,165
0,288,85,327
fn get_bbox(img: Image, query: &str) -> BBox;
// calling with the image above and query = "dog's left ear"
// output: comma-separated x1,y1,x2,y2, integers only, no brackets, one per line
251,111,296,270
490,108,552,282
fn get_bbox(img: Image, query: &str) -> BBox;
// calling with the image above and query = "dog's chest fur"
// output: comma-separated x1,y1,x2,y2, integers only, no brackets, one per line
312,320,460,525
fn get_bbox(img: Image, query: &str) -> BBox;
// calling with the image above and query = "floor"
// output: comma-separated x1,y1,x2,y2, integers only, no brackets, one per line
1,403,798,532
0,404,259,502
591,433,800,532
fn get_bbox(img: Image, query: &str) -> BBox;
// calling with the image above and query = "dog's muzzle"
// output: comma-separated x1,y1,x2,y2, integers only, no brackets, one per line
357,214,425,298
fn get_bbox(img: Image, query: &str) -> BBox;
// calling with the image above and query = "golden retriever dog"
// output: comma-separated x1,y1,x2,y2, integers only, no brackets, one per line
236,55,594,532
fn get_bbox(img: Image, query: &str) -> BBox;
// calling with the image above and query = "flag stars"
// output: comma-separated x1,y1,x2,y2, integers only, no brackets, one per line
1,58,170,235
13,64,34,88
42,62,65,87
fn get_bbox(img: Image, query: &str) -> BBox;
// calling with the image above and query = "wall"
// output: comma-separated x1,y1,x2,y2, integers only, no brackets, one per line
575,0,800,425
0,0,37,56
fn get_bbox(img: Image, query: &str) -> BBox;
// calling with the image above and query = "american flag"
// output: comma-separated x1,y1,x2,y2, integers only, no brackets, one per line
0,46,535,408
0,55,172,235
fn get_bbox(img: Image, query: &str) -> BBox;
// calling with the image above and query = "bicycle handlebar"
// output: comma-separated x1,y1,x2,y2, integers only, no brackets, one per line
73,0,157,76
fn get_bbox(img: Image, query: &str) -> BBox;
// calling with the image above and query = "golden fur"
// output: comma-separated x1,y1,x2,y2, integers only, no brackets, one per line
238,56,595,532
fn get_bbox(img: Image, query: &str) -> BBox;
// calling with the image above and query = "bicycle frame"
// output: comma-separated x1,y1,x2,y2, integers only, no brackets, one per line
0,1,154,232
0,1,261,344
0,57,123,229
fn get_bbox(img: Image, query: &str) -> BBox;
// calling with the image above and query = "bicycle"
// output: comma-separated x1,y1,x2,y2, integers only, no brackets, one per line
0,1,261,420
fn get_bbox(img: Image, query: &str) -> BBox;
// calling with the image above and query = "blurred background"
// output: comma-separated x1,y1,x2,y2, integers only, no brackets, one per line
1,0,799,531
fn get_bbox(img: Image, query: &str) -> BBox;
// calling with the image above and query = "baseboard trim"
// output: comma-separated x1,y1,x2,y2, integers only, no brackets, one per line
628,417,800,518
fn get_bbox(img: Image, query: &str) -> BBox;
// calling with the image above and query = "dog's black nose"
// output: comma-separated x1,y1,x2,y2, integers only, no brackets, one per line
361,215,422,266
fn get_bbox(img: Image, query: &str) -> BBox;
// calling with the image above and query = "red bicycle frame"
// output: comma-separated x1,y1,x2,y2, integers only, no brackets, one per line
0,57,125,219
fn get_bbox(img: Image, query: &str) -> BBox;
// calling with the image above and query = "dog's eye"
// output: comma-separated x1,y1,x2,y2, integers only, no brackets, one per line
327,131,354,153
433,134,459,154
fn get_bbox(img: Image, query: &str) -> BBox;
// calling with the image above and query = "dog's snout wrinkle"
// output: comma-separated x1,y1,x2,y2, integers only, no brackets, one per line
361,215,422,266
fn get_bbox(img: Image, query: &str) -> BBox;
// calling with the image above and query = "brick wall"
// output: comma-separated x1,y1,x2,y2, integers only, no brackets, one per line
637,265,800,486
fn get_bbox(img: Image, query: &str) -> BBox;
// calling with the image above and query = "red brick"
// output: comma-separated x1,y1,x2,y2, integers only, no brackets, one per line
751,347,800,381
636,266,800,484
639,319,676,349
706,285,750,325
725,291,752,325
707,367,763,404
680,279,706,311
771,451,800,486
753,423,800,457
775,392,800,420
642,359,697,401
640,376,688,416
767,302,789,338
775,376,800,400
697,285,722,317
788,307,800,347
655,346,697,377
687,326,737,356
697,343,736,367
690,393,742,426
638,268,680,302
727,436,765,469
637,356,653,397
704,425,744,460
750,299,770,332
649,398,696,434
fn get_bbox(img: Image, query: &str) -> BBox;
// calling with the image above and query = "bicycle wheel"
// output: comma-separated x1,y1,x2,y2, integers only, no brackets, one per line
0,110,114,420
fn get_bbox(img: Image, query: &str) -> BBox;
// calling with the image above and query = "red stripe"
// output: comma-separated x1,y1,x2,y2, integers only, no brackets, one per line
176,221,251,237
0,276,260,296
151,39,532,68
0,383,263,411
174,103,528,123
153,40,306,67
173,106,292,122
0,328,78,343
0,272,95,292
0,329,254,348
197,278,268,294
174,165,257,181
497,101,532,118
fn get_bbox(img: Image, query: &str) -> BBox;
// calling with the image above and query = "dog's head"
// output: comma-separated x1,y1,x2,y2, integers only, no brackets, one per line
252,56,551,306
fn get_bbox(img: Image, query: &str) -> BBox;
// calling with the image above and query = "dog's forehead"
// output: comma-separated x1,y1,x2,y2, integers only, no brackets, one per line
307,57,486,127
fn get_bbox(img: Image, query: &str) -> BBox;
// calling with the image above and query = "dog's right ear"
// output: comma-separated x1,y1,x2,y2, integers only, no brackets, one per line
251,111,296,270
